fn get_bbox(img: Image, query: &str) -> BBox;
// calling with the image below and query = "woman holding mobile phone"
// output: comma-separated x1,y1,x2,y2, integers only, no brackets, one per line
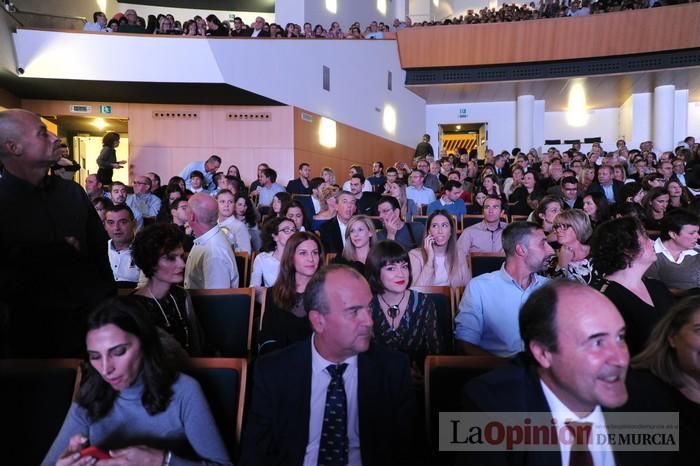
408,210,470,287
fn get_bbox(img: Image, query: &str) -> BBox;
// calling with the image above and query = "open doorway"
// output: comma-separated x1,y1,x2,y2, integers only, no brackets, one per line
439,123,487,159
43,115,129,187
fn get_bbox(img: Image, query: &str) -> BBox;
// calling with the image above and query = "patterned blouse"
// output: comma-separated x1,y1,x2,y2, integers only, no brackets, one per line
545,256,599,286
369,290,443,367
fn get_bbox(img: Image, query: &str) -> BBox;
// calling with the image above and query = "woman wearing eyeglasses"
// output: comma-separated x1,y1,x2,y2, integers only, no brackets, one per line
366,240,444,381
250,217,297,291
545,209,597,285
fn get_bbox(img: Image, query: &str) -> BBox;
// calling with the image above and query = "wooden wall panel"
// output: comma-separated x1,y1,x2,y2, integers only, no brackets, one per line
293,108,414,184
0,88,21,109
397,4,700,68
20,100,296,185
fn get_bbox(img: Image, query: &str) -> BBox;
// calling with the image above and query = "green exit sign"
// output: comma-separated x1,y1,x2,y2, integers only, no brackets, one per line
100,105,112,114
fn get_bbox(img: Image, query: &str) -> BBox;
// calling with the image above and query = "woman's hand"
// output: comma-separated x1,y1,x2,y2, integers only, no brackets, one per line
56,435,95,466
96,446,165,466
423,234,435,263
558,245,574,268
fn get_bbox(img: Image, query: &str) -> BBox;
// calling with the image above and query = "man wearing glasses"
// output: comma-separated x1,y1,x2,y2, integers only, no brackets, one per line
126,175,162,226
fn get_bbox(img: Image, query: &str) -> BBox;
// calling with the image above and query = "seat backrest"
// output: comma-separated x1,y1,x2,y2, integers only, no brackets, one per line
184,358,247,460
461,214,483,229
412,286,453,354
468,253,506,278
423,355,509,455
189,288,255,357
235,252,250,288
413,215,428,225
325,252,337,265
0,359,81,466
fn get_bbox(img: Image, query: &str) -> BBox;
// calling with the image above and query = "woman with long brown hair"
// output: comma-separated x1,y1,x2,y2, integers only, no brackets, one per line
258,231,323,355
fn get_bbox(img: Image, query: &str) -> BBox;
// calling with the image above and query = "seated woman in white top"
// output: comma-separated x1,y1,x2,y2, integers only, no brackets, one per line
250,217,297,293
409,210,471,287
216,189,252,253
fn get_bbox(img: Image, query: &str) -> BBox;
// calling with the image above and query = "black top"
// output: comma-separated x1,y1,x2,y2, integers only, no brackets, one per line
369,290,443,368
128,286,200,355
594,278,674,356
0,172,115,356
258,292,311,356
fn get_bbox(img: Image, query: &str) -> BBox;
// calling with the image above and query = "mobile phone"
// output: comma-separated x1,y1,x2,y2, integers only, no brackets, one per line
80,446,110,460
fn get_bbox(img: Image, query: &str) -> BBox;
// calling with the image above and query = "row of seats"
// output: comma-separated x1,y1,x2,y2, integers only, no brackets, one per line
0,354,507,465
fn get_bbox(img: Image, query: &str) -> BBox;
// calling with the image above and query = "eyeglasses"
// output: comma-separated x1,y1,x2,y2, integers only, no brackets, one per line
278,227,297,234
553,223,572,231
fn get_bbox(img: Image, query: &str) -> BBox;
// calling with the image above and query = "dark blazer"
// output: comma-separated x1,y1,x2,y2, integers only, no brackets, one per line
286,178,311,195
460,362,671,466
239,339,416,466
586,180,624,203
356,192,380,216
319,217,345,254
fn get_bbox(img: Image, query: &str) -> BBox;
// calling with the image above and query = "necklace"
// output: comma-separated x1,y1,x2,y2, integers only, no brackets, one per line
379,290,408,330
147,286,190,348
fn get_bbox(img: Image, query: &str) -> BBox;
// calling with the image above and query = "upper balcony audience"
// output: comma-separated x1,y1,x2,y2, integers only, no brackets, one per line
76,0,681,42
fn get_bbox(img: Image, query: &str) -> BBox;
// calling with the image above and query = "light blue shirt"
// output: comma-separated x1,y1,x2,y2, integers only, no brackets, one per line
455,265,549,357
257,183,285,207
180,160,215,191
406,185,436,206
126,193,161,219
426,198,467,222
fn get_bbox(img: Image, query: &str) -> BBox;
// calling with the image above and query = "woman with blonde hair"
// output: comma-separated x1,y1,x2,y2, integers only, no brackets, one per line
332,215,376,274
320,167,336,186
545,209,596,284
311,184,339,231
409,210,470,287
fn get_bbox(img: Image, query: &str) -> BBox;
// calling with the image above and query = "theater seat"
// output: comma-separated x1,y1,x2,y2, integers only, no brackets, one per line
189,288,255,358
0,359,81,466
468,252,506,277
184,357,248,461
423,355,509,462
412,286,454,354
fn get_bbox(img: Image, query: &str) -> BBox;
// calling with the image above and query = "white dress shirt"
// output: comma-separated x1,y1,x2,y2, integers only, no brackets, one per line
107,240,141,282
184,226,239,289
540,380,615,466
218,216,252,253
304,335,362,466
250,251,280,287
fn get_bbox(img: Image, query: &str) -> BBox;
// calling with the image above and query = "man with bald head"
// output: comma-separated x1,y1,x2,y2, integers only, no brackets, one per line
184,192,238,289
240,265,415,466
462,281,629,465
0,109,114,357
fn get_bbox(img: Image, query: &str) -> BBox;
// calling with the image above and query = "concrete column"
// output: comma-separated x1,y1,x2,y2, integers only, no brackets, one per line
517,95,535,151
653,84,675,152
674,89,689,145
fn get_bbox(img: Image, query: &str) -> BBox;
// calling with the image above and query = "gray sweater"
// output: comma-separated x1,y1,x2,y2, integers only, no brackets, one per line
645,251,700,290
42,374,232,466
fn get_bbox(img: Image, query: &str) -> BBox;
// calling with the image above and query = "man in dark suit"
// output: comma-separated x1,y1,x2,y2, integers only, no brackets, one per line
586,165,623,204
286,162,312,195
319,191,356,254
239,265,416,466
557,176,584,209
461,281,631,466
350,174,379,216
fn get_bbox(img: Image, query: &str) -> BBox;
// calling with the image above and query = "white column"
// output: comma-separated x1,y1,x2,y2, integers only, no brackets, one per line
674,89,689,145
653,85,675,152
517,95,535,151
